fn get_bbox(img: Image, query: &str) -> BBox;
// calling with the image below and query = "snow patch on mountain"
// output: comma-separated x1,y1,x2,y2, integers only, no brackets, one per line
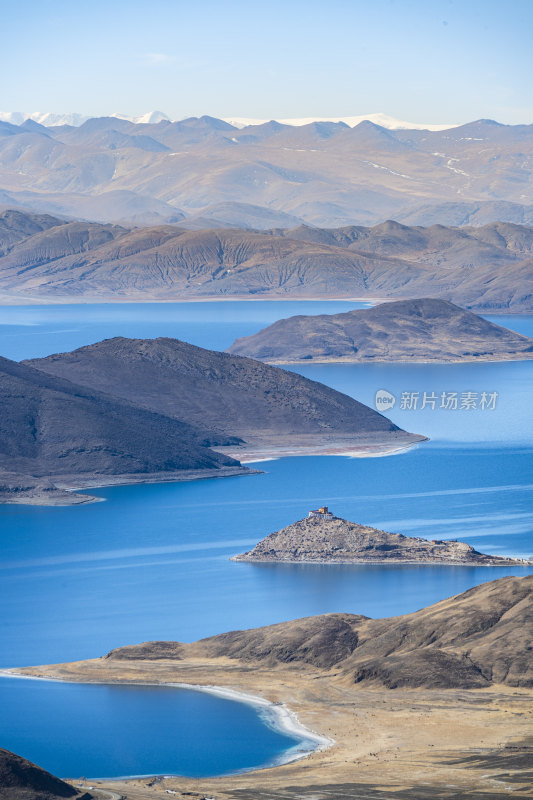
224,113,459,131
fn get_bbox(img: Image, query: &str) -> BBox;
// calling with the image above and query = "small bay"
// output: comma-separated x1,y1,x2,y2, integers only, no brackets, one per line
0,677,304,779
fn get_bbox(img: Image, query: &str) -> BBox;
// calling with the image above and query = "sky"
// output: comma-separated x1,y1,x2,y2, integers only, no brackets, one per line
2,0,532,125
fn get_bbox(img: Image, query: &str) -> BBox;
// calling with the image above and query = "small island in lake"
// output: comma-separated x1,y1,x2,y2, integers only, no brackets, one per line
233,506,529,565
227,297,533,364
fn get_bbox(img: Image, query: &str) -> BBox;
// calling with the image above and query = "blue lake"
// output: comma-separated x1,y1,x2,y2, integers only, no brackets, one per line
0,299,367,361
0,300,532,777
0,678,304,779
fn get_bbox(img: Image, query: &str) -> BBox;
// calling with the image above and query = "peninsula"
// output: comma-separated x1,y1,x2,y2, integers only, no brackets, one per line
23,337,425,464
9,575,533,800
232,508,529,565
0,339,424,505
227,298,533,363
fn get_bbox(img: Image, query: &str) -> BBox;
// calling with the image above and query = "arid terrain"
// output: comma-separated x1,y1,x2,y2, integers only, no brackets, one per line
9,575,533,800
1,116,533,230
0,209,532,310
0,748,90,800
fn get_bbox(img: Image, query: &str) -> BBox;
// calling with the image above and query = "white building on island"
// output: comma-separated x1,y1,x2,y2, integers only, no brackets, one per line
308,505,334,520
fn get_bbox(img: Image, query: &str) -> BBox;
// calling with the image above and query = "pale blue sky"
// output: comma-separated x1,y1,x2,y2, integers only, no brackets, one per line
2,0,532,124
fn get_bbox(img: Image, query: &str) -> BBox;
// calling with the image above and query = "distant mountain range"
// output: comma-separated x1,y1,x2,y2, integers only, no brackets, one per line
0,110,171,127
0,210,531,310
0,110,457,130
0,114,531,228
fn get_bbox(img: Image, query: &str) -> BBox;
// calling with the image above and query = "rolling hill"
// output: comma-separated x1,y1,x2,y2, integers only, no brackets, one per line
0,336,420,504
24,336,418,451
104,574,533,689
227,298,533,362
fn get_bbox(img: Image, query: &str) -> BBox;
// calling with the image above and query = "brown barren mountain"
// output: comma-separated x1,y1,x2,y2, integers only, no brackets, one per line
228,297,533,363
94,575,533,689
17,575,533,690
0,210,532,311
13,576,533,800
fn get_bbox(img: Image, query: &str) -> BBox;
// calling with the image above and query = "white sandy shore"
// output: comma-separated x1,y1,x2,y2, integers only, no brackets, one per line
0,671,333,775
0,294,375,306
234,439,425,463
170,682,334,767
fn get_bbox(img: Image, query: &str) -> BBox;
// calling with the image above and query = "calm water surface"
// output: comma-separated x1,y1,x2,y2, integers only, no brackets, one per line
0,678,303,779
0,300,366,361
0,301,532,777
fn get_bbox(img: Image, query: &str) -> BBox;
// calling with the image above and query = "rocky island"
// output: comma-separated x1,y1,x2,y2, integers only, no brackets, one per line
8,576,533,799
227,297,533,363
233,508,529,565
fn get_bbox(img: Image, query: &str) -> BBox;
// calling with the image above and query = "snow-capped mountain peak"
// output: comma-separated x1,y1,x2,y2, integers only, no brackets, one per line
0,110,458,131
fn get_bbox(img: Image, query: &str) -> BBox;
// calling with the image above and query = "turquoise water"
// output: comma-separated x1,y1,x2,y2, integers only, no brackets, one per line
0,678,304,779
0,300,532,778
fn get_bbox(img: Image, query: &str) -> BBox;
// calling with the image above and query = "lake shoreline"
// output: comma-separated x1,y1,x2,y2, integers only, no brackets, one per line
0,292,531,314
265,353,533,365
0,671,333,778
0,435,427,507
5,652,532,800
0,465,261,507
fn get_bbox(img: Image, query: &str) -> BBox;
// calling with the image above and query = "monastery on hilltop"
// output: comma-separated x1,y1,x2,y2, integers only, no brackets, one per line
308,505,335,520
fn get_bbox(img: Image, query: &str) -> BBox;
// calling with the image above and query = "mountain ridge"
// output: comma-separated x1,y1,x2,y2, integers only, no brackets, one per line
60,575,533,689
24,336,418,451
0,748,91,800
1,210,532,311
0,335,421,504
0,115,531,228
0,111,459,130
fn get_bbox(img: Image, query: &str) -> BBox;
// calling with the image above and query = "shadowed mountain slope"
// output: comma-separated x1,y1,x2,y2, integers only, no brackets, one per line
105,575,533,689
228,298,533,362
0,209,65,253
0,748,90,800
0,354,241,498
24,337,415,447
